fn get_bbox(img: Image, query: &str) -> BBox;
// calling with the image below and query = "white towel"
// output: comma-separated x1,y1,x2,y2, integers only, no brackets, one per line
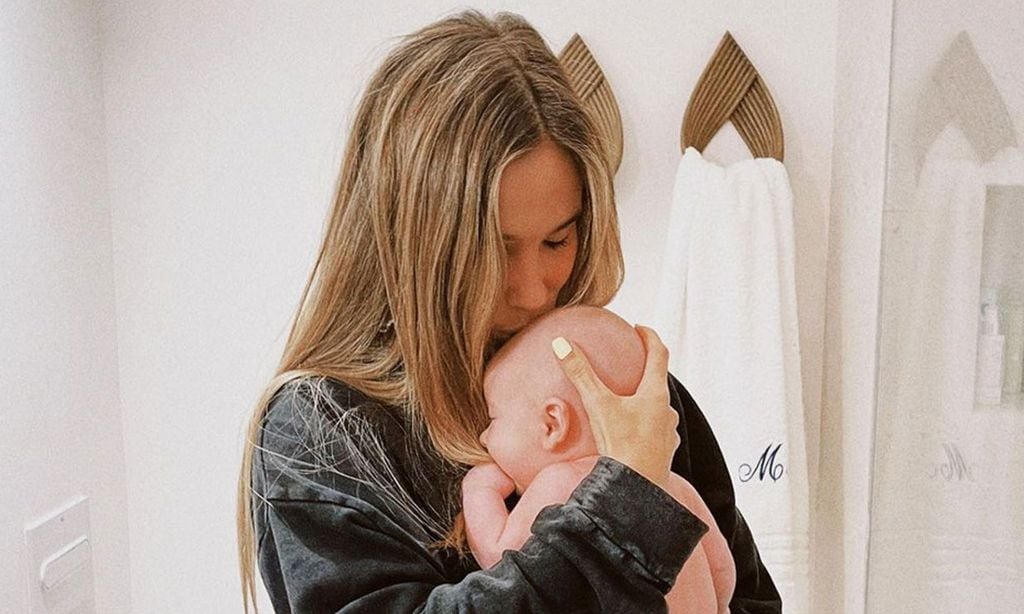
655,146,810,612
867,124,1024,613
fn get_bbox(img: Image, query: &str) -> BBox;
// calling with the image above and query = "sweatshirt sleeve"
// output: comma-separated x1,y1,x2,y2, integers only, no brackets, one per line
667,372,784,613
252,381,710,614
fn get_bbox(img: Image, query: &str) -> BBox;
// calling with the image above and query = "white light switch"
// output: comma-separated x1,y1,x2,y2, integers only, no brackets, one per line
24,496,95,613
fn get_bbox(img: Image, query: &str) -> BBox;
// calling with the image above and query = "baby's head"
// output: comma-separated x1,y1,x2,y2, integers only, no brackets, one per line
479,305,646,493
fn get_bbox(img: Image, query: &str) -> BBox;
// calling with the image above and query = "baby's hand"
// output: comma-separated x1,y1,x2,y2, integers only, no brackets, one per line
462,462,516,499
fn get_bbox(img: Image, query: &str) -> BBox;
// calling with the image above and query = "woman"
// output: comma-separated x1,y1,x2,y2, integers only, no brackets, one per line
237,9,781,613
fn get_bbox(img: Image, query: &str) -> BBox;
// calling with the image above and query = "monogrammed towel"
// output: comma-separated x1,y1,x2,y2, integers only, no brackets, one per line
654,146,810,612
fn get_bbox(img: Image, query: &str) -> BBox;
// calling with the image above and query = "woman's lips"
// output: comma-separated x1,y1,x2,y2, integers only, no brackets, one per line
494,317,538,340
489,330,518,349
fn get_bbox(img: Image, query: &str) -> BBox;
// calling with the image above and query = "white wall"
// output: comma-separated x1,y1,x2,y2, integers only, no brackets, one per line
816,0,894,612
0,1,131,612
2,1,839,611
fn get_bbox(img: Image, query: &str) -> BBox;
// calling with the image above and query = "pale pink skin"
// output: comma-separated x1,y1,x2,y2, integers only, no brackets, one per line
463,306,736,613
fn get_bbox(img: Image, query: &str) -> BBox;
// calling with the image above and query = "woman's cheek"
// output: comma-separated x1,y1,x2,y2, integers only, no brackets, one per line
556,245,578,284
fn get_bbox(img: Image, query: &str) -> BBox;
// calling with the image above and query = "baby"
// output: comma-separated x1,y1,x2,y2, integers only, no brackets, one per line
462,305,736,613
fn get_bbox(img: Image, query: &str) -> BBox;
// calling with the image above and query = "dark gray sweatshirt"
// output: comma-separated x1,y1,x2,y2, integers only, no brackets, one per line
251,373,782,613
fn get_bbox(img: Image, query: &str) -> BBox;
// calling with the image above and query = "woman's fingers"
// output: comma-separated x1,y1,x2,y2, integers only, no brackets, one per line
551,336,611,403
634,325,670,401
551,336,612,451
549,326,679,488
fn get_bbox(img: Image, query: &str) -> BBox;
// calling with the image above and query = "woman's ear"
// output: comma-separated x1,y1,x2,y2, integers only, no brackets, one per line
540,397,573,452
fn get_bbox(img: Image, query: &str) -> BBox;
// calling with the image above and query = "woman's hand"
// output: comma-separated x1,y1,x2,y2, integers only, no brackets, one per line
551,324,680,489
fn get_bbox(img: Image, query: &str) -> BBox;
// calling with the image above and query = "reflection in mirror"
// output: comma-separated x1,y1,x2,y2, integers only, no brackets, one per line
869,6,1024,612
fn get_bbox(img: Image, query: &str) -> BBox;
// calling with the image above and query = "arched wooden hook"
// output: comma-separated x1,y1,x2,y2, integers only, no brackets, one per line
559,33,624,174
681,32,784,161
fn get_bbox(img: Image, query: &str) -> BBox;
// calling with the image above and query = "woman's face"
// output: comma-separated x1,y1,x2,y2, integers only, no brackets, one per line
490,136,583,347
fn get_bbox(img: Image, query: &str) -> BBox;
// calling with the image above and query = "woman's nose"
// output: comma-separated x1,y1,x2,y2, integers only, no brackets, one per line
506,255,549,311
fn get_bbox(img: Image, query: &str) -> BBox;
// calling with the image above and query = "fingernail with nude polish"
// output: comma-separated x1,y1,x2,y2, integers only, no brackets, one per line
552,337,572,360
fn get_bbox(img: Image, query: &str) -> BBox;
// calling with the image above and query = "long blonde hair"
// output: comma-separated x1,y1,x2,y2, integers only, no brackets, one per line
236,9,624,612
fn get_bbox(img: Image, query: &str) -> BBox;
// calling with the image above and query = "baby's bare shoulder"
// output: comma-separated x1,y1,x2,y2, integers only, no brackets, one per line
531,459,593,495
535,460,586,481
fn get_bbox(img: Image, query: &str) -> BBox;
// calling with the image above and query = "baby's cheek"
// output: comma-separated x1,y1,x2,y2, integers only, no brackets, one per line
499,443,537,486
486,441,513,473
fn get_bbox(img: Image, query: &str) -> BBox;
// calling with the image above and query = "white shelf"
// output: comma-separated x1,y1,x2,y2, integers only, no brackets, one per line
974,390,1024,412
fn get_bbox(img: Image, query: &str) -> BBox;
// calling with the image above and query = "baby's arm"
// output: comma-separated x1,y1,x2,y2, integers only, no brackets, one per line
462,463,517,569
463,462,584,569
495,463,584,553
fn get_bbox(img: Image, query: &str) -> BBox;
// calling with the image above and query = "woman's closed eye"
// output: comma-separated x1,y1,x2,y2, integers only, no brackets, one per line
544,237,570,249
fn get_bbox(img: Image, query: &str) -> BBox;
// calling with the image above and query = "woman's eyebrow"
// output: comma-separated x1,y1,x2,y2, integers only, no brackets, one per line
502,211,581,241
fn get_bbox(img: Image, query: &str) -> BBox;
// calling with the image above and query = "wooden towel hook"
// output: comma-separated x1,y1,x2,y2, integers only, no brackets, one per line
559,33,624,174
681,32,784,161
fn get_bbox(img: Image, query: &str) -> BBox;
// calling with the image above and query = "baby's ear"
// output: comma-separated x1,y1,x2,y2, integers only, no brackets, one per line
541,397,573,452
